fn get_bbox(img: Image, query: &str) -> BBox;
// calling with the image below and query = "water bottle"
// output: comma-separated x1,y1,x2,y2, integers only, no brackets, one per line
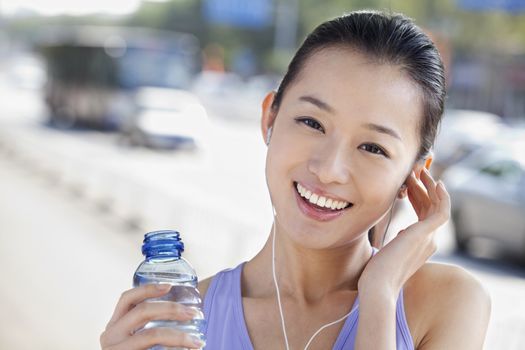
133,230,206,350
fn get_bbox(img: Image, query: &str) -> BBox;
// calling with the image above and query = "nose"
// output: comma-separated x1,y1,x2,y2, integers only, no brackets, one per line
307,140,351,184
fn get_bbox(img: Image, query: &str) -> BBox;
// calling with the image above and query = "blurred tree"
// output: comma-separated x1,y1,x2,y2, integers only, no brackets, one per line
125,0,276,74
127,0,207,39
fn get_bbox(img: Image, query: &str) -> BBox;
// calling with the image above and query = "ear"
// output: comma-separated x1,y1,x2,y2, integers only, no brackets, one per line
261,91,277,146
397,155,433,199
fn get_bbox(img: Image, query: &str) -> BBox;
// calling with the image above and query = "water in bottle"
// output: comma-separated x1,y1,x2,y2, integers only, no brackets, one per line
133,230,206,350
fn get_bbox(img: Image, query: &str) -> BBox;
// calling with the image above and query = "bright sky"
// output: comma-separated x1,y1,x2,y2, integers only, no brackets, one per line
1,0,149,16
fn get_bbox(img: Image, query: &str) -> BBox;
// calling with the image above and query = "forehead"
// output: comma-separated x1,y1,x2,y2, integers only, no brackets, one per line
284,47,422,147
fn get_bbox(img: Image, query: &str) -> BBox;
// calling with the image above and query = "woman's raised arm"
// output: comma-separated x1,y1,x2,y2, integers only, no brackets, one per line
354,167,491,349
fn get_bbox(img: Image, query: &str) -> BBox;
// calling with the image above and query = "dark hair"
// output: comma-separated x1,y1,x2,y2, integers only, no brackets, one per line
271,10,445,161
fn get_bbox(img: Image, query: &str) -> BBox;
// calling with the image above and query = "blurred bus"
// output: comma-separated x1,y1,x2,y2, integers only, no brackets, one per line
36,26,201,129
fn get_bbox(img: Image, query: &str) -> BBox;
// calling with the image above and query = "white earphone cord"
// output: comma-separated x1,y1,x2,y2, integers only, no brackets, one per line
271,212,359,350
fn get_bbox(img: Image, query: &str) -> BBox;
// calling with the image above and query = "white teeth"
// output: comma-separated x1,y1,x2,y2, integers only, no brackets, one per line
296,182,350,210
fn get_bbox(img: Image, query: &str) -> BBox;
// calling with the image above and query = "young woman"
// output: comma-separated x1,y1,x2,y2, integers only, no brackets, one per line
101,10,491,350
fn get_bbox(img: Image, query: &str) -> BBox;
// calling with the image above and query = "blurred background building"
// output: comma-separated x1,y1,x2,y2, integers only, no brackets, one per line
1,0,525,349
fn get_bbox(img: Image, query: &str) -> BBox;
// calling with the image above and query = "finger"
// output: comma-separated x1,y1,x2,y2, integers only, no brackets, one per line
111,301,198,340
406,171,425,202
419,180,451,228
420,168,439,204
107,284,172,329
436,181,451,222
114,328,205,350
410,187,451,234
406,172,430,219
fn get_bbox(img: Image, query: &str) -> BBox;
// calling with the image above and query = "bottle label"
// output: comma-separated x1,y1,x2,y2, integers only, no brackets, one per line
139,264,185,274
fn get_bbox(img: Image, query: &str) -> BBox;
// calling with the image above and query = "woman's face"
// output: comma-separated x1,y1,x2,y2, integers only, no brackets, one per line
263,47,423,248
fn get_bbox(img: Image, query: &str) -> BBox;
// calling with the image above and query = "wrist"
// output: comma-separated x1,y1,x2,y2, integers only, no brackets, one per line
358,278,399,300
361,288,397,304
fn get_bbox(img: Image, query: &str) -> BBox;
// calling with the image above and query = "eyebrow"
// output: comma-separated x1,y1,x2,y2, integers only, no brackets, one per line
363,123,402,141
299,95,335,114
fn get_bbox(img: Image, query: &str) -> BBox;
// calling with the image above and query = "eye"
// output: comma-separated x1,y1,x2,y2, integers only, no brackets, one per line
295,117,324,132
360,143,389,158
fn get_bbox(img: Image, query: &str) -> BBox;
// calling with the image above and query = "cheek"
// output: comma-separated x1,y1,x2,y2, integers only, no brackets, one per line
264,146,291,199
356,170,401,208
266,132,306,175
264,139,308,211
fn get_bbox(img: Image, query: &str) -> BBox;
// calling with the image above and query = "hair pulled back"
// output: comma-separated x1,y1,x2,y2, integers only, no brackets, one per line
271,10,445,161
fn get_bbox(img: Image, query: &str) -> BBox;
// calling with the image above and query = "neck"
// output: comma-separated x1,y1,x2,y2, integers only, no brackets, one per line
252,221,374,304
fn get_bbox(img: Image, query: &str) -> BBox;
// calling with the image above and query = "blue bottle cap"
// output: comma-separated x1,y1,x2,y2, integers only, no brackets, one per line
142,230,184,258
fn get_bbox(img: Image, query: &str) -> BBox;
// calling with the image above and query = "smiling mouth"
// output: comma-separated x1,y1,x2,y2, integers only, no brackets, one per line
293,181,353,212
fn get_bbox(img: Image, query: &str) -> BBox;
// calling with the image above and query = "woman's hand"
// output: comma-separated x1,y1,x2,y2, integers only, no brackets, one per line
358,167,451,296
100,284,205,350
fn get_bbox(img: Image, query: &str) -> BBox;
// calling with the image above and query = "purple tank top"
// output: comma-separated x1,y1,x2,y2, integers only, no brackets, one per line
202,248,414,349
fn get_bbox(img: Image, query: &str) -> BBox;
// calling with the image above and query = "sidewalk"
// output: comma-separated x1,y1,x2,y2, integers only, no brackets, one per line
0,154,139,350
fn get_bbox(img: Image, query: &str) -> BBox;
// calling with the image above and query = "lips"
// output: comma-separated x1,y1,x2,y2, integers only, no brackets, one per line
293,182,353,222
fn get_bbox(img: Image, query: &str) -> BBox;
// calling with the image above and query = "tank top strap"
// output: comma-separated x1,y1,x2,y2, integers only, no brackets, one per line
395,283,415,349
202,262,252,349
202,267,224,335
202,264,240,334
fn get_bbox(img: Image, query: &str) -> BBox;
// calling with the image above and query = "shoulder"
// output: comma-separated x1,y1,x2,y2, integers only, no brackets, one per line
404,262,491,349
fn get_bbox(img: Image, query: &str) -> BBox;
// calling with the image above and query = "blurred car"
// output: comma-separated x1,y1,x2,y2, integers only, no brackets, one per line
442,139,525,258
432,109,505,179
37,25,200,130
120,87,209,150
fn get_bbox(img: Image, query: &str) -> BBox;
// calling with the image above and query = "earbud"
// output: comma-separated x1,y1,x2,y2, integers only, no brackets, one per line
266,126,273,145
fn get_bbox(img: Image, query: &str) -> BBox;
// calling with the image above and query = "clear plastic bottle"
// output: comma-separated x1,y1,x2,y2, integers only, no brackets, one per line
133,230,206,350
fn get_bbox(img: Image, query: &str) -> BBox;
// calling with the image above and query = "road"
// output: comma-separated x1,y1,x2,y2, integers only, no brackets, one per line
0,78,524,349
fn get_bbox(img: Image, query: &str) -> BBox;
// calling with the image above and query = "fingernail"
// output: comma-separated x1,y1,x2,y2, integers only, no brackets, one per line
190,335,205,348
185,307,199,317
438,181,446,190
156,283,171,291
